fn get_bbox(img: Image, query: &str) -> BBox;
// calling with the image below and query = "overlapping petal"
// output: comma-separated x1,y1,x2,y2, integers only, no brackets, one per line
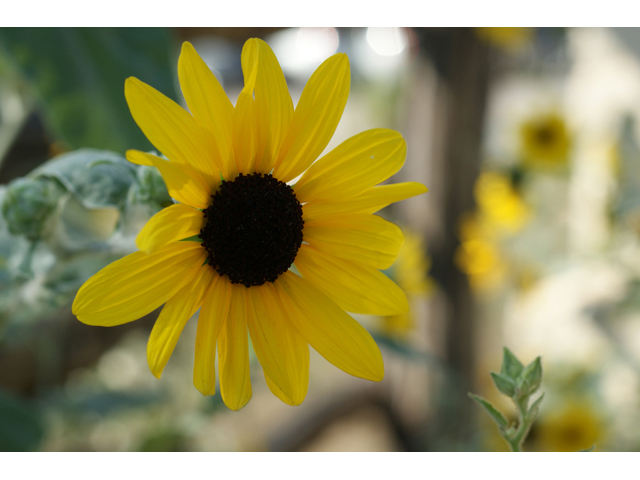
303,213,404,270
178,41,234,179
302,182,428,221
193,274,232,396
126,150,213,209
275,271,384,382
246,283,309,405
136,203,204,253
295,244,409,315
218,283,252,410
273,53,350,183
73,242,207,326
147,265,215,378
294,129,407,203
124,77,221,185
245,38,294,173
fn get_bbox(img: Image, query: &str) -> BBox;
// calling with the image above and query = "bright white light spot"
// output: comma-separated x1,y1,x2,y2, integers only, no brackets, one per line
366,27,408,56
269,27,339,78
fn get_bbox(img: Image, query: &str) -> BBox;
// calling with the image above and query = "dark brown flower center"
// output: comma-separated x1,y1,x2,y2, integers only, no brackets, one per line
535,125,556,145
200,173,304,287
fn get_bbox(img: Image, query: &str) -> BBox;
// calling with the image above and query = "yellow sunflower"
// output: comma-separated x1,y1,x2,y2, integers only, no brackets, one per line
475,27,533,51
72,39,427,410
534,400,604,452
474,171,529,235
520,113,571,167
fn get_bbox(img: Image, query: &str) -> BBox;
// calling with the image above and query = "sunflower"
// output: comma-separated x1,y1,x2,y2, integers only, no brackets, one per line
475,27,533,52
520,113,571,168
72,39,427,410
474,171,529,235
534,400,603,452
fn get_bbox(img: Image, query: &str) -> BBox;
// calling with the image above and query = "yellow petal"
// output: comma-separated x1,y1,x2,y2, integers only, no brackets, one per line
246,283,309,406
193,274,232,396
294,129,407,203
178,41,234,180
275,271,384,382
295,244,409,315
136,203,204,253
232,80,259,175
272,53,350,183
264,372,297,406
302,182,428,221
73,242,207,326
126,150,213,209
147,265,215,378
218,283,252,410
303,214,404,270
248,38,294,173
124,77,221,185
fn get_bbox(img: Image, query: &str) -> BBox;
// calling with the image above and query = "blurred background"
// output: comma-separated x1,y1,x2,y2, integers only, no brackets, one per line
1,27,640,452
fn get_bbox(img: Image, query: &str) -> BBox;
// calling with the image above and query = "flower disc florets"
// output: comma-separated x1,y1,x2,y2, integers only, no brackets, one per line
200,173,304,287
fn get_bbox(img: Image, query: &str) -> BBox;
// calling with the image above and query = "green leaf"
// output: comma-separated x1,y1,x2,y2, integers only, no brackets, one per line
520,356,543,395
0,387,44,451
0,27,177,152
501,347,524,380
527,393,545,420
1,177,65,240
469,393,508,430
490,371,516,398
31,149,137,210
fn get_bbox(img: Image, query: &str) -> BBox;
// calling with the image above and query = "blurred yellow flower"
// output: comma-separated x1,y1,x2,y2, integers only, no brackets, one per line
520,113,571,167
474,171,529,235
72,39,427,410
535,400,603,452
455,232,507,292
382,231,433,337
475,27,533,51
455,172,528,293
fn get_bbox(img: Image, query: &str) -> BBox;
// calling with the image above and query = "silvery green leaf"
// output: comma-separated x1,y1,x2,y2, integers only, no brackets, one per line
48,195,120,253
128,165,171,208
501,347,524,380
520,356,543,395
490,372,517,398
31,149,137,210
1,177,65,241
527,393,544,420
469,393,508,430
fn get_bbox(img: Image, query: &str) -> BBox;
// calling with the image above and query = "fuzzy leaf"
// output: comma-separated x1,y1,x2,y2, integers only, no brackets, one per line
469,393,508,430
520,356,543,395
491,371,517,398
527,393,545,420
501,347,524,380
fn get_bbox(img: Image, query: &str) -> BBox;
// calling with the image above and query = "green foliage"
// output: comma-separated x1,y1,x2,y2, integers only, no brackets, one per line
490,371,516,397
0,148,170,327
468,393,508,430
0,27,177,152
0,386,44,451
2,177,64,240
470,347,544,452
500,347,524,379
31,148,137,209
